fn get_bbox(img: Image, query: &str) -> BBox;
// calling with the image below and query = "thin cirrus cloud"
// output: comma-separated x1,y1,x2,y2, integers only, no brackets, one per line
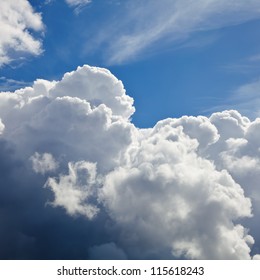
2,1,260,67
0,0,44,67
230,79,260,118
64,0,92,13
0,77,31,91
65,0,91,6
208,78,260,120
91,0,260,64
0,65,260,259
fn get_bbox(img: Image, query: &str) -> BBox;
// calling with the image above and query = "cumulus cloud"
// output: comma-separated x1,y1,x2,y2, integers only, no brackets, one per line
100,122,253,259
0,0,44,67
45,161,99,219
0,65,260,259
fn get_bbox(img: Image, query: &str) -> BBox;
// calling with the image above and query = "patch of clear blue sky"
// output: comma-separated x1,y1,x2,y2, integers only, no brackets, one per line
2,0,260,127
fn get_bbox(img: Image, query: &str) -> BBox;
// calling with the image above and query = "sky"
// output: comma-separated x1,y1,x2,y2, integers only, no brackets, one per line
1,0,260,260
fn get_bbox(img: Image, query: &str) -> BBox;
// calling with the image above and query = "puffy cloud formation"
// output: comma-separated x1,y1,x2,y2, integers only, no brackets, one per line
0,0,43,67
45,161,99,219
101,120,253,259
0,65,260,259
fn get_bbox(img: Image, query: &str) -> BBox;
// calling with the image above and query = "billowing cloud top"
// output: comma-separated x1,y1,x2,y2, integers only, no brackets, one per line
0,65,260,259
0,0,44,67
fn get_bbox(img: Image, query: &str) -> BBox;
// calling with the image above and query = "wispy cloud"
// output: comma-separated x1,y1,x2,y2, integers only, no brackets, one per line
230,78,260,118
89,0,260,64
248,54,260,62
65,0,91,6
65,0,91,13
206,78,260,119
223,53,260,74
0,77,31,91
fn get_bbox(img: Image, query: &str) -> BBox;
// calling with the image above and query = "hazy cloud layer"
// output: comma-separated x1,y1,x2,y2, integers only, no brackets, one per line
0,65,260,259
0,0,44,67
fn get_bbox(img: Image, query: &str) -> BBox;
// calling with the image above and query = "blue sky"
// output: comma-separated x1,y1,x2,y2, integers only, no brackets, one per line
1,0,260,260
1,0,260,127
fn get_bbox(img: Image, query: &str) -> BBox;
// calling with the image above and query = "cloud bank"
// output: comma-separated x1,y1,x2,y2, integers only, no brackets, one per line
0,65,260,259
0,0,44,67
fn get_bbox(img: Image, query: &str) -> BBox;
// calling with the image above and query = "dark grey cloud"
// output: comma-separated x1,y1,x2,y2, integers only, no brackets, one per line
0,138,114,259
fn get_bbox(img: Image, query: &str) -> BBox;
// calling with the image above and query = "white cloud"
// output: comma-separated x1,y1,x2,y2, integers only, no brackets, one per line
0,0,44,67
100,121,253,259
1,65,260,259
0,65,134,170
90,0,260,64
65,0,91,6
65,0,91,13
50,65,134,119
30,152,59,174
0,119,4,135
45,161,99,219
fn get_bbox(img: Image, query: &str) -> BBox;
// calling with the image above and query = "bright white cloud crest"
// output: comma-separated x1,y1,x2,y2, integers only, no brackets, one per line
1,65,260,259
0,0,43,66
